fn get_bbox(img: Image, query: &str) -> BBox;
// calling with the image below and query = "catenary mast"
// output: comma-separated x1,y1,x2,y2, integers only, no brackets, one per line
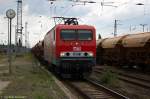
16,0,23,47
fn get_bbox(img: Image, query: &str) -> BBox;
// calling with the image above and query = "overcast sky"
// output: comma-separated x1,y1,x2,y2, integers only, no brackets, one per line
0,0,150,47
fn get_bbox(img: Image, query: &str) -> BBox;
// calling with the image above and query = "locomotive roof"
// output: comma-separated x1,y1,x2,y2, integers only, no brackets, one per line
122,32,150,47
55,24,95,29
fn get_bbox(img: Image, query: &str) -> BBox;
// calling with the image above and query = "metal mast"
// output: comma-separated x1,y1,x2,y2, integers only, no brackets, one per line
140,24,147,32
25,22,28,48
114,19,119,37
16,0,22,47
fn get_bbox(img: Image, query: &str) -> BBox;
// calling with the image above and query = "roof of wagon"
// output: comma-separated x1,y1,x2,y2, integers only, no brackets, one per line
96,39,103,46
122,32,150,47
101,35,127,48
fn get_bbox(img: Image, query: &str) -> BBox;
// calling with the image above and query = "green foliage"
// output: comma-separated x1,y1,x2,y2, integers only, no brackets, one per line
23,53,33,59
0,53,4,60
100,70,119,87
0,54,2,60
1,55,68,99
33,92,49,99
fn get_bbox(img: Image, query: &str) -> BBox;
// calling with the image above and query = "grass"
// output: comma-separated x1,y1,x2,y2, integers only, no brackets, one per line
22,53,34,60
0,54,2,59
0,53,68,99
99,69,120,88
0,53,5,61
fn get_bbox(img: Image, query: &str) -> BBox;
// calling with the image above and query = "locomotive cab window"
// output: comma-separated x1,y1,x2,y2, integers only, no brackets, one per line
78,30,92,40
61,30,93,40
61,30,76,40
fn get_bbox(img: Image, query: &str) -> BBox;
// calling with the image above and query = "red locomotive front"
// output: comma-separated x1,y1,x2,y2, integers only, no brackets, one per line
44,24,96,77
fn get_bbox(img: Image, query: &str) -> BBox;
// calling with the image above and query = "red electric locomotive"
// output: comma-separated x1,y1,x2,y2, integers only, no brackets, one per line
44,18,96,77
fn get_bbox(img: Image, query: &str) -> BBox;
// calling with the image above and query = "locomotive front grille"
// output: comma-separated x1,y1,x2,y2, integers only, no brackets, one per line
60,59,94,73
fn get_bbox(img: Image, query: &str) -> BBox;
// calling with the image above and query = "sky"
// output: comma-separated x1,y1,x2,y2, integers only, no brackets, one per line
0,0,150,47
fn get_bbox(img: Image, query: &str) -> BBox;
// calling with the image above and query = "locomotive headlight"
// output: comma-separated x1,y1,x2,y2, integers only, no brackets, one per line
88,52,93,57
60,52,65,57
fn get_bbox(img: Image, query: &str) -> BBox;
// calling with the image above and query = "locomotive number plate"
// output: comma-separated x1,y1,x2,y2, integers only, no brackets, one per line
72,52,81,56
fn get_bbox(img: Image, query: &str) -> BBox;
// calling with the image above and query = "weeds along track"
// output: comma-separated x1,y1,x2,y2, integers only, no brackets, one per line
64,79,129,99
40,65,129,99
94,68,150,89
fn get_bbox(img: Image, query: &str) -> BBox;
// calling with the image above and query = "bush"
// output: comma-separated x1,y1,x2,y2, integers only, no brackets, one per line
100,70,119,87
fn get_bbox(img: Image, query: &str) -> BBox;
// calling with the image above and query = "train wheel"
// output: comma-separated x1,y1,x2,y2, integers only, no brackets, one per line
146,65,150,71
71,73,83,79
139,64,146,72
55,66,61,75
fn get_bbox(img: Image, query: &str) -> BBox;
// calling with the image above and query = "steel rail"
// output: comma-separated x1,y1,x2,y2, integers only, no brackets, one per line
94,69,150,89
86,78,129,99
65,79,129,99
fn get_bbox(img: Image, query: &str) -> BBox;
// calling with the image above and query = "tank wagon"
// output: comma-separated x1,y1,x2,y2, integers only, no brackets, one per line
32,18,96,78
97,32,150,70
31,41,44,61
122,32,150,70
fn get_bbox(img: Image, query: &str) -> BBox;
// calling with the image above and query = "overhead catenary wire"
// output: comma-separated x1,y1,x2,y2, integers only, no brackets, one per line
47,0,150,36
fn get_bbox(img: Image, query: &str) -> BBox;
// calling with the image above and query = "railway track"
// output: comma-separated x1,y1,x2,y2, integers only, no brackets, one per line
42,64,129,99
94,68,150,89
64,79,129,99
95,67,150,82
